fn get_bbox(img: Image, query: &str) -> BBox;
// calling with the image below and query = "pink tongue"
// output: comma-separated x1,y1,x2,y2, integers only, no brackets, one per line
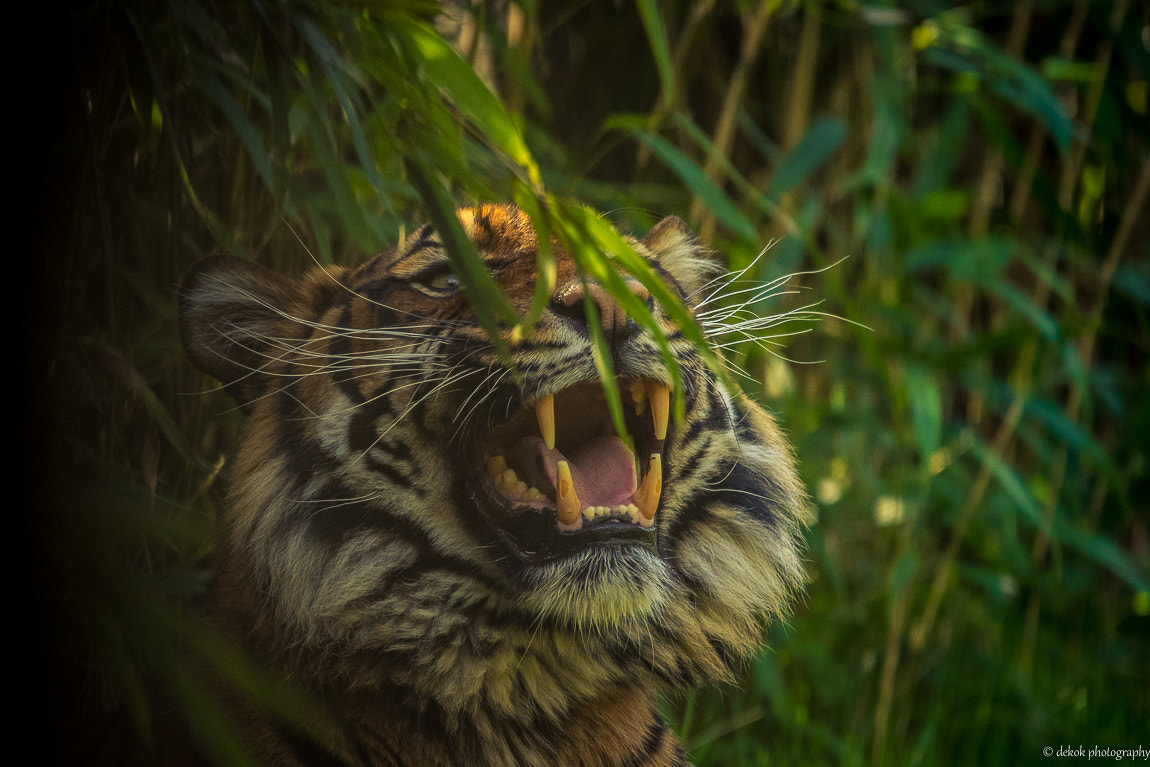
510,436,637,508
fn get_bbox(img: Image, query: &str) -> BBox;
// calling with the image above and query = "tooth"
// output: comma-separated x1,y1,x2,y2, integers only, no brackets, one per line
525,486,545,502
501,469,518,489
556,460,581,525
536,394,556,450
647,383,670,440
630,380,648,415
486,454,508,477
630,380,646,403
631,453,662,527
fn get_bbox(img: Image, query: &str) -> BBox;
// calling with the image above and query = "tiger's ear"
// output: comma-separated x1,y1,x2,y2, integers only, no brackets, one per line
640,216,713,300
179,255,298,412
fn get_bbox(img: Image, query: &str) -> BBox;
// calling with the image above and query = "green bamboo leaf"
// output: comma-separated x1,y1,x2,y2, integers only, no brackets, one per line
966,431,1145,592
390,15,541,186
1021,395,1109,466
977,279,1060,342
295,17,392,207
889,550,919,604
193,67,275,191
922,24,1073,151
1051,517,1150,593
547,200,739,427
768,117,846,198
904,237,1012,275
404,158,516,359
545,204,668,436
582,285,627,444
300,94,375,249
635,0,677,108
674,112,784,223
970,433,1046,532
843,74,902,190
623,128,758,242
509,186,557,333
904,363,942,469
1114,263,1150,305
1041,56,1097,83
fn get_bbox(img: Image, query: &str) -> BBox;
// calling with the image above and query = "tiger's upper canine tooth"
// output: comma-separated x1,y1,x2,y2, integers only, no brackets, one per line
556,460,581,525
536,393,556,450
647,382,670,441
631,453,662,527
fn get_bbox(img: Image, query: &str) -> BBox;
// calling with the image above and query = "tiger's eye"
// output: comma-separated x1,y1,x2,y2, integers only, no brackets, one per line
427,272,460,292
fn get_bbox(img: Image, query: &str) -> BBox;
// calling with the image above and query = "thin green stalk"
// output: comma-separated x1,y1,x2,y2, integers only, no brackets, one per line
1008,0,1088,224
910,361,1032,656
871,527,916,765
968,0,1032,238
780,0,821,154
1058,0,1128,210
634,0,718,172
1020,155,1150,665
688,0,776,242
959,1,1034,433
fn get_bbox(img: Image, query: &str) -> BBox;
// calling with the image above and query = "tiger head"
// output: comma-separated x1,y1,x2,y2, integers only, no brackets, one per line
180,204,809,760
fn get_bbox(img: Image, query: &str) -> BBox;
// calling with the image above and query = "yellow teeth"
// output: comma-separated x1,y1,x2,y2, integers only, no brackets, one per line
536,394,556,450
556,460,581,526
646,382,670,441
485,457,546,504
631,381,669,440
630,379,648,415
488,380,669,531
583,503,642,521
486,454,508,476
631,453,662,527
485,449,662,531
542,381,667,445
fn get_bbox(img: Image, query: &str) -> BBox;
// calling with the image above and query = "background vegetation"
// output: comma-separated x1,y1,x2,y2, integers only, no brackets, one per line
32,0,1148,764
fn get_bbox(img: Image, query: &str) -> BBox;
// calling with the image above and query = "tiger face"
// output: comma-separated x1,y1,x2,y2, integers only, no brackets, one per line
180,204,809,765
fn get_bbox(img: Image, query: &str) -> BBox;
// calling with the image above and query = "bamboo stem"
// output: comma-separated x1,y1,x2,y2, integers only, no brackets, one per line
872,546,914,765
1008,0,1089,224
968,0,1033,238
689,0,776,241
1058,0,1128,210
634,0,718,173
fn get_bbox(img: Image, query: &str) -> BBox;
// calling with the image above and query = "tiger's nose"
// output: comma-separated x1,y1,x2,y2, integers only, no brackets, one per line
554,278,651,336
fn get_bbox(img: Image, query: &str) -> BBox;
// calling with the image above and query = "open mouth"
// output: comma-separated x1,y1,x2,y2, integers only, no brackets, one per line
481,378,669,535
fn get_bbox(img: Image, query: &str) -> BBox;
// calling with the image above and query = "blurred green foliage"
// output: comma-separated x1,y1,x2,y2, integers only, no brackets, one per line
33,0,1148,764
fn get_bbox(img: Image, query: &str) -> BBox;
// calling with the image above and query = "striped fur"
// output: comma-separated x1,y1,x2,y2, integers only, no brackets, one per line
180,204,810,766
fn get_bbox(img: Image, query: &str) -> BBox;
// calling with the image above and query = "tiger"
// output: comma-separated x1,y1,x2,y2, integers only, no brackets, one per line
178,203,810,766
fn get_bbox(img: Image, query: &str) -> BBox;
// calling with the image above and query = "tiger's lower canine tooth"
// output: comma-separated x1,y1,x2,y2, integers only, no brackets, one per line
556,460,581,526
647,382,670,441
631,453,662,527
536,394,556,450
